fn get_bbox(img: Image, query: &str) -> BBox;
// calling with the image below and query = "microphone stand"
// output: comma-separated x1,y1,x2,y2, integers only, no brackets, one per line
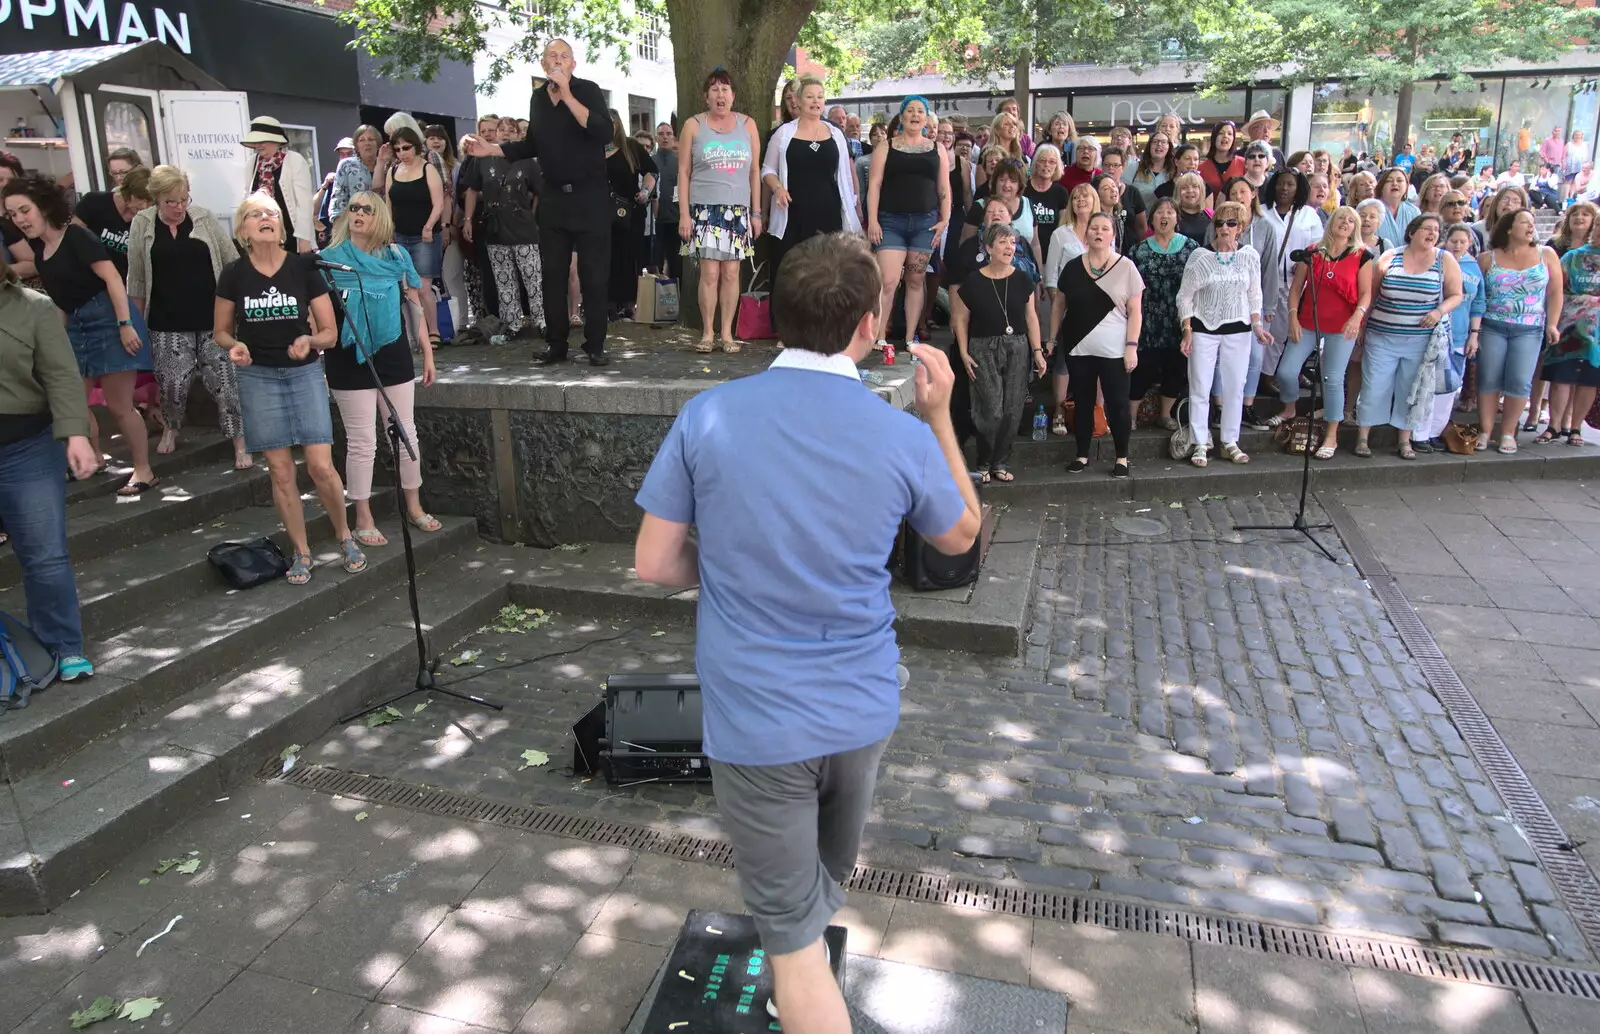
1234,238,1338,563
316,261,504,723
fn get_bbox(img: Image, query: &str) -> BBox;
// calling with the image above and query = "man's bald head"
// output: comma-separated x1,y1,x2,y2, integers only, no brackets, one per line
544,38,574,60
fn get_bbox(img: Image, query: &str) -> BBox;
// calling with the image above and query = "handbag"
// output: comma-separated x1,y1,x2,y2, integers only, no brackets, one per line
1275,415,1324,455
735,260,776,340
609,193,632,227
1060,399,1110,438
1168,398,1194,460
1442,421,1480,455
207,537,290,590
635,273,680,325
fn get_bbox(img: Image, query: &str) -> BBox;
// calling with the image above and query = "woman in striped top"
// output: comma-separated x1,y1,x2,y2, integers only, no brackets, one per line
1355,213,1464,458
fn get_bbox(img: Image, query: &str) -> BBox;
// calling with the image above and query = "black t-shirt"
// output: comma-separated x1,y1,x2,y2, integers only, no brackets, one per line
146,217,218,332
1,217,21,252
605,141,658,200
215,253,329,368
74,191,132,279
961,267,1033,338
468,156,542,246
1024,183,1069,253
323,330,415,391
31,224,111,313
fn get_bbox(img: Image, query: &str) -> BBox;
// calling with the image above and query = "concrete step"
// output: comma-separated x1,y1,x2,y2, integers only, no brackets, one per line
980,434,1600,505
0,493,396,640
990,421,1406,468
0,514,478,784
501,503,1047,656
0,462,271,588
64,431,237,506
0,542,510,915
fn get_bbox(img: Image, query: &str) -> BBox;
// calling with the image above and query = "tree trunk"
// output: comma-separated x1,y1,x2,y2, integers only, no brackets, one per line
1013,51,1032,137
664,0,818,329
1394,82,1416,160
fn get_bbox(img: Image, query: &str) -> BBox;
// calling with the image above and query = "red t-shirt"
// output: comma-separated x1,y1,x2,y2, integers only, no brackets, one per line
1297,248,1372,333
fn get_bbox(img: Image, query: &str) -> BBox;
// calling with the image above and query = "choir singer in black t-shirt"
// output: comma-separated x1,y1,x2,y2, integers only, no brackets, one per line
464,38,613,366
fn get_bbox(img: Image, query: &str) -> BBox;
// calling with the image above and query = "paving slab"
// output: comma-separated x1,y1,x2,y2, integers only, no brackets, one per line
516,932,668,1034
1348,969,1535,1033
7,939,238,1034
1029,918,1195,1034
181,968,368,1034
1192,942,1363,1034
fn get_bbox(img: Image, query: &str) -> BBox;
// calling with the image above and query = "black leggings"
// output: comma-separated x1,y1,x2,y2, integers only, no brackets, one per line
1067,353,1132,457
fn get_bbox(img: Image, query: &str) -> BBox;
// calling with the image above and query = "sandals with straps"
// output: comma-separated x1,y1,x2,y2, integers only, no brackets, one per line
287,553,314,586
339,537,368,574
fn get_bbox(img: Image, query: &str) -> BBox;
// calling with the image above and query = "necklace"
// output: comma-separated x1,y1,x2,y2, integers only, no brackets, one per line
1216,248,1237,266
990,271,1013,335
1088,253,1114,277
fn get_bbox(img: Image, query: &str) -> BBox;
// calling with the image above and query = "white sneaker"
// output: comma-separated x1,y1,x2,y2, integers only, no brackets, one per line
767,943,832,1019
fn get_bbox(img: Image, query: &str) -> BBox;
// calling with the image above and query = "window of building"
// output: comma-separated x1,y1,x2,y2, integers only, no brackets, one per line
1496,75,1597,174
103,101,153,171
636,14,662,62
629,94,654,135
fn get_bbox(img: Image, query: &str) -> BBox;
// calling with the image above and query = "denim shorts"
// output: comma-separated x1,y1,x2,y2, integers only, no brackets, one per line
1476,319,1544,399
235,362,334,453
875,209,938,254
394,232,442,279
66,292,152,379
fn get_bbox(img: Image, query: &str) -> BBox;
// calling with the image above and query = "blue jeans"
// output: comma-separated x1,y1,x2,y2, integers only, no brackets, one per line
1357,329,1427,429
1476,319,1544,399
1276,330,1357,418
0,430,83,657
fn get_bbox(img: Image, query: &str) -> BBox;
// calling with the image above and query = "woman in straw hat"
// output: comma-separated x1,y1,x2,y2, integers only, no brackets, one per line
240,116,316,254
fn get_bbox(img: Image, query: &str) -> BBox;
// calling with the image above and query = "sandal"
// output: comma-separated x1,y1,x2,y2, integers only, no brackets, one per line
696,338,715,354
339,537,368,574
117,476,161,496
1221,442,1250,464
1354,439,1373,458
1534,428,1563,444
1050,416,1068,436
991,468,1015,483
1498,435,1518,455
1397,442,1416,460
352,527,388,547
1474,433,1490,452
1570,431,1586,447
721,338,743,354
1157,416,1179,431
408,512,443,532
978,470,991,484
286,553,314,586
1314,445,1337,461
1190,446,1209,468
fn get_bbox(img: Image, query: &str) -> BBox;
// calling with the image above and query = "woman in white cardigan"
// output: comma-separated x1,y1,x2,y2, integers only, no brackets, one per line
241,116,316,254
761,76,861,285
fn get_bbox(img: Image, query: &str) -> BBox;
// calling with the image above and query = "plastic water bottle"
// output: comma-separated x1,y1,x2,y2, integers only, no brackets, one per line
1032,404,1049,442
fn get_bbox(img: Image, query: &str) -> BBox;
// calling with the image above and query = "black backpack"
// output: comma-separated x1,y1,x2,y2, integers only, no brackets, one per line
0,611,58,713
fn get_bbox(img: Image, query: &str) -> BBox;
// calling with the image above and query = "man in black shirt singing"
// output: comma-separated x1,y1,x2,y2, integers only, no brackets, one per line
466,39,612,366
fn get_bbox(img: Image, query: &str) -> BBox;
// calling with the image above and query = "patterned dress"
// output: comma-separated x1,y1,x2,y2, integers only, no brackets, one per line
1131,234,1199,352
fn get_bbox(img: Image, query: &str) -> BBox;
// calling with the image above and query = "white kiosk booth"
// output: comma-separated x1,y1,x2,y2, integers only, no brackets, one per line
0,41,250,221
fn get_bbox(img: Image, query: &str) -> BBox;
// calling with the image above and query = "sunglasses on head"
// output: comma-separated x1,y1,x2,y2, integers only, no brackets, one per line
346,203,375,215
1214,219,1241,228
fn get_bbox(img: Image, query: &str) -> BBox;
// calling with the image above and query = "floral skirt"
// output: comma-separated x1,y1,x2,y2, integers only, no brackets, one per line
682,203,754,262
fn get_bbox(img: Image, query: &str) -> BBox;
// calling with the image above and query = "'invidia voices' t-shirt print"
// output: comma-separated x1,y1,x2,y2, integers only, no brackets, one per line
215,254,329,367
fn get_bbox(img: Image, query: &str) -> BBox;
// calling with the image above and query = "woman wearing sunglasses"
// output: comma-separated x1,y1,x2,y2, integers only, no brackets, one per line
385,126,446,351
126,165,249,469
1177,201,1269,466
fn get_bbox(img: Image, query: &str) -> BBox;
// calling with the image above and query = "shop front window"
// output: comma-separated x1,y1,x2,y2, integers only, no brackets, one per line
1496,75,1597,176
1310,85,1397,160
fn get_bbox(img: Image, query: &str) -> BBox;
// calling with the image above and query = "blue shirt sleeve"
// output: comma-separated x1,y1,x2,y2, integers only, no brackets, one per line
636,405,696,524
906,422,969,539
1469,269,1487,320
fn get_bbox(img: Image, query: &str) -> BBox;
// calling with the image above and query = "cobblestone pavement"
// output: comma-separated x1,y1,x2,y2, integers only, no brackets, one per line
307,492,1594,964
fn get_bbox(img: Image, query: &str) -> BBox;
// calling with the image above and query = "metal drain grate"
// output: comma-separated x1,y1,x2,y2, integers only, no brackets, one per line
270,760,1600,1000
1323,495,1600,960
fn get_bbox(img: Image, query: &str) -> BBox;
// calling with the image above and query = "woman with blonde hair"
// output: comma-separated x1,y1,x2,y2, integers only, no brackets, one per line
1345,170,1377,207
1416,173,1452,216
214,191,363,585
990,111,1025,164
125,165,248,468
1173,171,1212,241
321,190,441,545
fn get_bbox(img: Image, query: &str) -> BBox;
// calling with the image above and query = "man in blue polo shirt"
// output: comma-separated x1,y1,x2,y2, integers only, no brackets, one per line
634,232,980,1034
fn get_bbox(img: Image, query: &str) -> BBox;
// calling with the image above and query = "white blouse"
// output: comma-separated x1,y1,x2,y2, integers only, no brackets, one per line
1176,246,1264,332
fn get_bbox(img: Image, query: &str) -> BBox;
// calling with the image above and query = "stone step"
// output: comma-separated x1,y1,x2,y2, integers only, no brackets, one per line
64,431,237,506
989,421,1406,467
501,503,1047,656
0,514,478,785
0,493,396,639
0,542,510,915
980,434,1600,505
0,462,271,588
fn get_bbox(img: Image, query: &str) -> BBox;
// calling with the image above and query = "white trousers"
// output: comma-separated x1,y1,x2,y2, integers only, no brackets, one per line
1189,331,1251,448
329,379,421,501
1420,389,1460,439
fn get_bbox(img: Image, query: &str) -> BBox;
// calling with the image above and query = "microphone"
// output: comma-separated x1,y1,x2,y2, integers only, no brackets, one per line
314,258,357,272
1289,248,1320,263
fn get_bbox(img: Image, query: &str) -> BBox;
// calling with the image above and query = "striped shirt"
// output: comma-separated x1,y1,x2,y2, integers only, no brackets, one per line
1367,248,1444,337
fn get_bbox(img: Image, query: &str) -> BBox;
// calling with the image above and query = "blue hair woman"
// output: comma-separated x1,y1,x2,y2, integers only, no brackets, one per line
864,95,952,362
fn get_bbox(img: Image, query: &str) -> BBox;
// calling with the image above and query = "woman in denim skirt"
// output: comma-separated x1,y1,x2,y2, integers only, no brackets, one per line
385,126,446,350
214,192,366,586
2,176,157,495
866,96,951,364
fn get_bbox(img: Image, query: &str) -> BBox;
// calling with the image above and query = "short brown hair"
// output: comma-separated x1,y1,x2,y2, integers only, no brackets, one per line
771,234,881,356
117,166,152,204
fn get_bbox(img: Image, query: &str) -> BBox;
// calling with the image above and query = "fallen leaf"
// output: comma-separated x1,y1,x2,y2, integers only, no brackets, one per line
279,744,302,762
174,859,200,875
153,859,178,875
1168,501,1183,509
118,997,164,1022
365,706,404,728
650,631,666,637
450,649,481,666
412,700,429,716
354,812,369,822
1197,493,1227,501
519,749,550,770
138,878,151,886
69,995,116,1029
494,655,508,662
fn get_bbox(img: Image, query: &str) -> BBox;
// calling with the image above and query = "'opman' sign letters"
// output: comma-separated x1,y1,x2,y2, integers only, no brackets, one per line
0,0,192,54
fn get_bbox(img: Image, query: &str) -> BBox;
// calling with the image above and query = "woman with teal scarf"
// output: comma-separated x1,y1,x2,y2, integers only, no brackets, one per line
321,190,441,546
1541,217,1600,446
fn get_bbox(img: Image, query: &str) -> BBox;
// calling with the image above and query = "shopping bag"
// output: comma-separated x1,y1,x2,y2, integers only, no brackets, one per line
735,261,776,340
635,274,679,325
